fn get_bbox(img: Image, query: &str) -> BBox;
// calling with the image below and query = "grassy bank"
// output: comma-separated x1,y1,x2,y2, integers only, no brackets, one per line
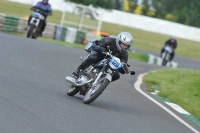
0,0,200,60
144,69,200,120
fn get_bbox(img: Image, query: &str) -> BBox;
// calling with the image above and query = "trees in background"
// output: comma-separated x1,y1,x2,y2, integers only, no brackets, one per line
127,0,200,27
66,0,200,28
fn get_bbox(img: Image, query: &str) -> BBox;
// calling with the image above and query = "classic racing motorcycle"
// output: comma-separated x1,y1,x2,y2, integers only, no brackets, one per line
27,11,45,39
66,41,135,104
161,45,173,66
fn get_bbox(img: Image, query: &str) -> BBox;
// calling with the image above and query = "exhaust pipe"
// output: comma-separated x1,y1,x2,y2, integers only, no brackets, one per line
66,76,93,87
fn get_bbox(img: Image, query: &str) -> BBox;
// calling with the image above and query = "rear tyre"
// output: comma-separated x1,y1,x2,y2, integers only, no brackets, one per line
27,24,35,38
67,84,80,96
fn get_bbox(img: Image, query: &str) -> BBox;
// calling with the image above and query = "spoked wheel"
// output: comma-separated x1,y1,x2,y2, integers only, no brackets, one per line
83,79,110,104
67,84,80,96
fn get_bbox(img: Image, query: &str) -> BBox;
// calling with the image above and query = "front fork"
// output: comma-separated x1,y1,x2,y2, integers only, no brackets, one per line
92,72,103,87
92,64,107,87
92,64,113,87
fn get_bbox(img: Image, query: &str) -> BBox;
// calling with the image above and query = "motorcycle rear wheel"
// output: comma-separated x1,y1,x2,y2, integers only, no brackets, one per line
67,84,80,96
83,79,110,104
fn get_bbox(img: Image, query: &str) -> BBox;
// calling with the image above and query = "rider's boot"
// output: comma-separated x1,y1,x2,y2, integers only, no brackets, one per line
72,59,91,77
169,55,173,61
169,52,174,61
39,29,45,37
39,31,43,37
72,68,81,78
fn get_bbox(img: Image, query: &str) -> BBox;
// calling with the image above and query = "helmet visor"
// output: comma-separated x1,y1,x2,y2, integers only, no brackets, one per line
119,41,130,51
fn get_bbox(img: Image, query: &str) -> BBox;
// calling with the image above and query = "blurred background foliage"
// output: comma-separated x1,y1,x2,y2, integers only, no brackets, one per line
67,0,200,28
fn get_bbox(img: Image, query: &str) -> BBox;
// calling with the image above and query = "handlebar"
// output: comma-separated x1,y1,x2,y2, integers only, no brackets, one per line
102,47,135,75
102,51,113,57
102,51,129,67
32,8,49,16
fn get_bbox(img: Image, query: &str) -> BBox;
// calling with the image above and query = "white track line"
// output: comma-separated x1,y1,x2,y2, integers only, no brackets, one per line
134,73,199,133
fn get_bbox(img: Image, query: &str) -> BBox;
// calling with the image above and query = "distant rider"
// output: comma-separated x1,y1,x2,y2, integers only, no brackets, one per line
73,32,133,82
160,36,177,61
26,0,52,36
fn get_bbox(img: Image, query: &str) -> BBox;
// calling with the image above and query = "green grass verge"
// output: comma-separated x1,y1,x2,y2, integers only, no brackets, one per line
128,51,147,62
0,0,200,60
143,69,200,120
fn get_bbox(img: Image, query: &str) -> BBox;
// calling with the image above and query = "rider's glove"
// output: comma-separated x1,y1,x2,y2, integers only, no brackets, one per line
119,64,129,74
123,65,129,74
94,40,100,45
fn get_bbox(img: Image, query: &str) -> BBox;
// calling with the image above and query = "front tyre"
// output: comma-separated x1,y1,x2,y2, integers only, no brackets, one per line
67,84,80,96
83,79,110,104
27,24,35,38
162,52,168,66
162,59,167,66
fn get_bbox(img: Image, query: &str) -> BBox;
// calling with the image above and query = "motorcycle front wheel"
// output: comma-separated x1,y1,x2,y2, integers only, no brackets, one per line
162,60,167,66
83,79,110,104
67,84,80,96
162,52,168,66
27,24,35,38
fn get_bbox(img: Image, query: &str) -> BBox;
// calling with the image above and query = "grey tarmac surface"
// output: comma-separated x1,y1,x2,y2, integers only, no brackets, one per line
0,33,199,133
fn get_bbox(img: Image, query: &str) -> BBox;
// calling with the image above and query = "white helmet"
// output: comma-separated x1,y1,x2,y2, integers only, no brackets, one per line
42,0,49,4
170,36,176,40
116,32,133,52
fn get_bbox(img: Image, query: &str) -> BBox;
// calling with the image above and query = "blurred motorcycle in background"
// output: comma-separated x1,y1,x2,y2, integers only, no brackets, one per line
27,11,45,39
161,45,173,66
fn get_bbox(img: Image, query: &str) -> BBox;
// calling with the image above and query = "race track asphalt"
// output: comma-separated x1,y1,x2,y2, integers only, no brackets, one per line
0,33,199,133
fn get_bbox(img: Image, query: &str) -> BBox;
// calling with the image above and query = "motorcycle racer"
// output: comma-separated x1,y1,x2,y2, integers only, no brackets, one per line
73,32,133,82
160,36,178,61
26,0,52,36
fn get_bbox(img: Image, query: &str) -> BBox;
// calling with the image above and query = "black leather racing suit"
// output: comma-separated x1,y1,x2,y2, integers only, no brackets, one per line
76,37,129,82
